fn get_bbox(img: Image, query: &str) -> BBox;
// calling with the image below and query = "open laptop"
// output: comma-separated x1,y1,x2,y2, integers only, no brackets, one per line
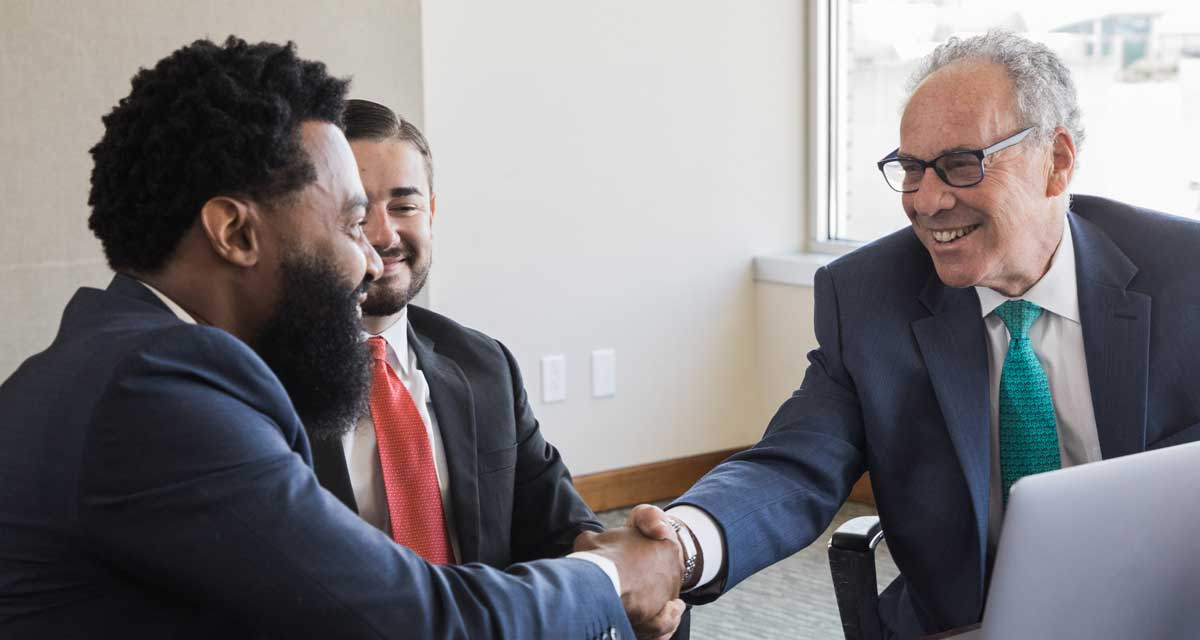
951,440,1200,639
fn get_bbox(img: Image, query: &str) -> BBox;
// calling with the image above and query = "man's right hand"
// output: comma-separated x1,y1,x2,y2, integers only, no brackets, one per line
573,525,683,638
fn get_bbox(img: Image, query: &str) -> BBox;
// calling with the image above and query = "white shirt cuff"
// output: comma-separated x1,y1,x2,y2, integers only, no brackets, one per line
667,505,724,590
568,551,621,597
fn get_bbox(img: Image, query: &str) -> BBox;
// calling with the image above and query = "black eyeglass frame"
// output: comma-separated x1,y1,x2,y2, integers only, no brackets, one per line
876,126,1034,193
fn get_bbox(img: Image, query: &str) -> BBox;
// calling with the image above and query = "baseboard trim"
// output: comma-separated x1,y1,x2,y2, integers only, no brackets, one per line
575,448,877,512
574,447,745,512
849,473,875,507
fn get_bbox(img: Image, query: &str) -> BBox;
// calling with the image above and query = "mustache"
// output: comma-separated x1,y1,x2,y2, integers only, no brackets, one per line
913,203,982,225
375,244,414,261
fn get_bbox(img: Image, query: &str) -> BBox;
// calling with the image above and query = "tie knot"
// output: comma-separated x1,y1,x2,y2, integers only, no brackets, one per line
994,299,1043,340
367,336,389,362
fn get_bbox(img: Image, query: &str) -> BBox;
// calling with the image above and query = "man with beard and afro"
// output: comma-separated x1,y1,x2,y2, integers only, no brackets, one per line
308,100,683,639
0,37,685,639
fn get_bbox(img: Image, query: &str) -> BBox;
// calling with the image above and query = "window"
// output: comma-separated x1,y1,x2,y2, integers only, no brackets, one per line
811,0,1200,250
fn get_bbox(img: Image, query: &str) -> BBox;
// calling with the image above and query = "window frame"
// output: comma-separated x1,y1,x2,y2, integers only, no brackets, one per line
807,0,861,256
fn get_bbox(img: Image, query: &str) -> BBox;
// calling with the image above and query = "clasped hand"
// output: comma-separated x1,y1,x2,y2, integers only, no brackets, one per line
573,505,686,639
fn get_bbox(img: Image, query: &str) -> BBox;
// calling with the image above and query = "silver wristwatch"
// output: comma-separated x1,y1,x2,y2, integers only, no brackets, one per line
667,516,700,590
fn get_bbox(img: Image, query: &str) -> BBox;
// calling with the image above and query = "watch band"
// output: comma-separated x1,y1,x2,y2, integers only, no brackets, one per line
667,516,702,590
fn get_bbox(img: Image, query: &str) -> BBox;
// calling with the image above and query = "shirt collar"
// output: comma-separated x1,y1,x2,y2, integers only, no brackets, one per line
366,307,412,374
136,280,198,324
975,216,1080,324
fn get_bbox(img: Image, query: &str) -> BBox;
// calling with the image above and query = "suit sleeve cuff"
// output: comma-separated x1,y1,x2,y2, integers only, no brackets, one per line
667,505,724,590
567,551,621,597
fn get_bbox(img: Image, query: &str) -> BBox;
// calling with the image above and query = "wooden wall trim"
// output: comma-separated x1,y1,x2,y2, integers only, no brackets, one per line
849,473,875,507
573,448,744,513
574,447,877,512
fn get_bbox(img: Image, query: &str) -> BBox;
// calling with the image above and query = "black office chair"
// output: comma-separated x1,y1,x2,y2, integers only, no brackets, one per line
827,515,885,640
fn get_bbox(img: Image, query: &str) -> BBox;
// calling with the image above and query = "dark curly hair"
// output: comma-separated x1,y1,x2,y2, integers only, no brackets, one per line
87,36,350,273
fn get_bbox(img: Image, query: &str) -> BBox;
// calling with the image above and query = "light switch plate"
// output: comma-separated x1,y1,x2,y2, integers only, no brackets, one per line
541,354,567,403
591,348,616,398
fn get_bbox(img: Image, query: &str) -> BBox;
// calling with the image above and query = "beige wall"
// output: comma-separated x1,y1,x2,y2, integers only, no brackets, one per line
755,281,818,424
420,0,810,474
1,0,822,476
0,0,424,378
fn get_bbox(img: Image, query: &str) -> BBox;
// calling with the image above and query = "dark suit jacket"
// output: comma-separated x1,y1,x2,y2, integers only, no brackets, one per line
310,306,693,639
309,304,603,566
0,275,630,640
673,196,1200,637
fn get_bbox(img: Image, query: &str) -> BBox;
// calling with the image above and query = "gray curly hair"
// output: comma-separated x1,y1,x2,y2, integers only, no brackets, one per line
907,30,1085,153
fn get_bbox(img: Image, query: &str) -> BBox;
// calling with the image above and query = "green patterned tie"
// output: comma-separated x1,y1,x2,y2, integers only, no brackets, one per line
995,299,1061,504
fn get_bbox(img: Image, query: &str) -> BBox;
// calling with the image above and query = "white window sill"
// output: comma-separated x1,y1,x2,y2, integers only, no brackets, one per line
752,251,835,288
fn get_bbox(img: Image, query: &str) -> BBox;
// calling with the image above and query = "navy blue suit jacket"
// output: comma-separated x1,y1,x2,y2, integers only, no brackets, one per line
0,275,630,639
674,195,1200,637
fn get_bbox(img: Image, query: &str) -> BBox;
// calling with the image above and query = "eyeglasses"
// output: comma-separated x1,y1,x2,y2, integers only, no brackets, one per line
877,127,1034,193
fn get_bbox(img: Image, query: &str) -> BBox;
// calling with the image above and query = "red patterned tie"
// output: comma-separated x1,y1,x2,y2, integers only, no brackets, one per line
366,336,453,564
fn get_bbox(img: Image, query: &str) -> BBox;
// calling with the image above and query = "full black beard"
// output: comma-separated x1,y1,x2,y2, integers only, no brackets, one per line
254,251,372,441
360,248,432,317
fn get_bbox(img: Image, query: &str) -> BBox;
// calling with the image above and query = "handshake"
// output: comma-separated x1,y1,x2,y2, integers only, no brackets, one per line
573,505,699,640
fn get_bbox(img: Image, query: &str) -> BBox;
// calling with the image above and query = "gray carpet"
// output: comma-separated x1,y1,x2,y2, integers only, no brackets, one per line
597,501,898,640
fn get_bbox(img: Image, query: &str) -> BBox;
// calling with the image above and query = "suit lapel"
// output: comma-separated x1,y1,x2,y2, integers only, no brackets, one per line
1070,213,1150,459
309,435,359,512
912,275,991,595
409,324,482,563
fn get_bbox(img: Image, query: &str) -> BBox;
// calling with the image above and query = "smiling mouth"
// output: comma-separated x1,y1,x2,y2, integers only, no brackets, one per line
381,258,409,274
930,224,980,244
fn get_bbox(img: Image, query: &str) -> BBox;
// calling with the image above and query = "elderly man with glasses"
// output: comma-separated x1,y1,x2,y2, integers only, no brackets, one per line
626,31,1200,638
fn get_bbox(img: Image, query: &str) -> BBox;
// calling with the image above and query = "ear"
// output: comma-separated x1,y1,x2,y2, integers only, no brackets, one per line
198,196,262,268
429,193,437,223
1045,127,1076,198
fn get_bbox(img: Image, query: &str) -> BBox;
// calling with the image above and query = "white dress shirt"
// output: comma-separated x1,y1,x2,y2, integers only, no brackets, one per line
671,216,1103,589
142,282,197,324
976,219,1101,554
346,308,462,562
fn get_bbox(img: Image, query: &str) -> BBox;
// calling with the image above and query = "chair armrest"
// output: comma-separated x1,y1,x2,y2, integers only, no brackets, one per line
828,515,884,640
831,515,884,552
